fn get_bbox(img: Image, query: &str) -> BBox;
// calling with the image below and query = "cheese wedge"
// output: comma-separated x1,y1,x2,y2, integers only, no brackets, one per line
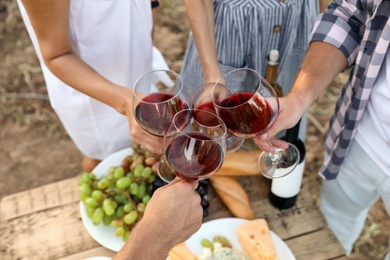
236,219,279,260
168,242,197,260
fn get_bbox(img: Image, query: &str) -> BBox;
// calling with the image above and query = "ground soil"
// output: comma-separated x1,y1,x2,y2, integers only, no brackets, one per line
0,1,388,259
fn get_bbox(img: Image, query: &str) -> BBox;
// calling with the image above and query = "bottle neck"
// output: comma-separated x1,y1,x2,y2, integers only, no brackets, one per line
265,63,278,85
265,62,283,97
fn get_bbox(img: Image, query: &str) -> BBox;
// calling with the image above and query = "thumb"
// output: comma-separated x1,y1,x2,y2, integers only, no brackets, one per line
168,177,199,190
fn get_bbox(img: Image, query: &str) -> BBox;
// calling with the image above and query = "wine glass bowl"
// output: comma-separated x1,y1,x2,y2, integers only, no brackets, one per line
211,68,279,139
211,68,299,179
162,109,227,181
132,69,191,137
191,82,244,153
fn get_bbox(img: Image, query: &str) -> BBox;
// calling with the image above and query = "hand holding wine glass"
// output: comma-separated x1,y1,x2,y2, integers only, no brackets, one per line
211,68,299,179
132,69,192,183
162,108,227,181
253,95,307,152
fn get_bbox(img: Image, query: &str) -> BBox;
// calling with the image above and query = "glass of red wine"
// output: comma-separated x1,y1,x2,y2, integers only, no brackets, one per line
162,108,227,181
211,68,299,179
132,69,192,182
191,82,244,153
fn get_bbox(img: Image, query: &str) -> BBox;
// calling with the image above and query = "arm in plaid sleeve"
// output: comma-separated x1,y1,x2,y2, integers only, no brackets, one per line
311,0,369,67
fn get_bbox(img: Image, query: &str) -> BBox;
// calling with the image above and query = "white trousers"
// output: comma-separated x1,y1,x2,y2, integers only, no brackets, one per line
320,140,390,258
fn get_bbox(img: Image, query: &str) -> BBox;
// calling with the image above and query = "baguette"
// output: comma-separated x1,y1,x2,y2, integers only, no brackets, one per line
217,150,260,176
210,175,255,220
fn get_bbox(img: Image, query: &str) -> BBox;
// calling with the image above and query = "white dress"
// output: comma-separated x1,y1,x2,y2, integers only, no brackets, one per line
17,0,154,160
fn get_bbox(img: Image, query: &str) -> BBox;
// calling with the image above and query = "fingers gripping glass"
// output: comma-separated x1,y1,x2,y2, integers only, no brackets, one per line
132,69,192,183
211,68,299,179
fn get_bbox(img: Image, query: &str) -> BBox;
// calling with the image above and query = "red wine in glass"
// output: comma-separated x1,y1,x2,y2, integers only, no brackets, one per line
196,101,216,114
191,82,244,153
194,101,224,127
165,132,224,181
135,92,188,136
216,91,273,138
162,109,227,181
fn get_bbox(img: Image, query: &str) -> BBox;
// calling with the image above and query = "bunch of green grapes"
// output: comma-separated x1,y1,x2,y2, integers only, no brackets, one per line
78,143,161,242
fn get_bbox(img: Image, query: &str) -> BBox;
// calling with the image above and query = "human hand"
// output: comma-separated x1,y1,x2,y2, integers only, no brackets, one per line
194,82,213,108
128,111,163,154
142,177,203,247
208,81,230,104
126,92,163,154
113,177,202,260
253,96,305,153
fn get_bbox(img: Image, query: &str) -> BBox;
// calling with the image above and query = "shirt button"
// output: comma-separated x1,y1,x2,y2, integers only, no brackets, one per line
273,25,282,32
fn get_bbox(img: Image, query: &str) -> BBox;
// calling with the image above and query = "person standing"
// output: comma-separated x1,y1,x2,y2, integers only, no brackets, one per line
180,0,321,139
254,1,390,258
17,0,163,172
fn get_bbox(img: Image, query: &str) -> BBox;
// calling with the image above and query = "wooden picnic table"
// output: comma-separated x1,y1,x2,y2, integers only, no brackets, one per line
0,172,347,260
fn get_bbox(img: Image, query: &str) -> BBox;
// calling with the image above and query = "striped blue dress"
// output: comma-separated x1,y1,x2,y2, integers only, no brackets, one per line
180,0,319,138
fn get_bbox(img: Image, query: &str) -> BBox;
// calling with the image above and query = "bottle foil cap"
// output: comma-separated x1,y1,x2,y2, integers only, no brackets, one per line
269,49,279,65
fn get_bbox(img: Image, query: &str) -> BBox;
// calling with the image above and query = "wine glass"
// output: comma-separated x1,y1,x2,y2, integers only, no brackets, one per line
133,69,191,136
132,69,192,182
162,108,227,181
211,68,299,179
191,82,244,153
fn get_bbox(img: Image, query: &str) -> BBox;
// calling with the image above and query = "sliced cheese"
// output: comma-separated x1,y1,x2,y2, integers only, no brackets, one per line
236,219,279,260
168,242,197,260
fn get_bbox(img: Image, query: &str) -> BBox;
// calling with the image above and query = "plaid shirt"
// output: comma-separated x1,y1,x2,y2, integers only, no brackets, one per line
311,0,390,180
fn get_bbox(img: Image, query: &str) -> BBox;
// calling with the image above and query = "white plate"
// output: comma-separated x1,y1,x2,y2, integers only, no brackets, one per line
80,147,134,252
185,217,296,260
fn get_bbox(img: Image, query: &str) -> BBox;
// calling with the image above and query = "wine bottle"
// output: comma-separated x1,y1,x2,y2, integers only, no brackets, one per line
269,120,306,209
265,49,283,97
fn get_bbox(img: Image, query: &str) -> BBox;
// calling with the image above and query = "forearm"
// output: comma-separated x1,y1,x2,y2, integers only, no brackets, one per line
113,219,172,260
319,0,328,13
113,179,202,260
46,54,131,115
287,41,348,113
184,0,221,82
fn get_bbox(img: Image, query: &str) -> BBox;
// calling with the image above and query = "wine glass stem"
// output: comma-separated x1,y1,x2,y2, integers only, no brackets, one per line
267,140,282,162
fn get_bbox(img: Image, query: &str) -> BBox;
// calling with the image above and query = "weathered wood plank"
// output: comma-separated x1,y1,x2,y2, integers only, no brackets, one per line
0,203,98,260
0,177,79,222
285,229,346,260
0,174,345,260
